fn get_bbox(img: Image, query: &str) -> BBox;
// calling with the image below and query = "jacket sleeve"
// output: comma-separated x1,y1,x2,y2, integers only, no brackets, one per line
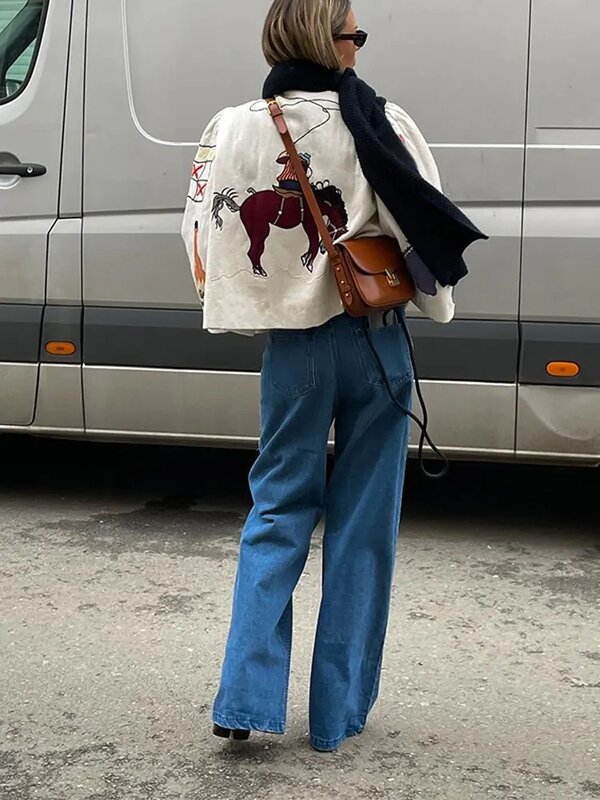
384,102,442,190
377,102,456,324
181,110,224,306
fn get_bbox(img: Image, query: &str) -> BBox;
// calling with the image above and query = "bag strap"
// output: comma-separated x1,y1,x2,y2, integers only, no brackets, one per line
267,104,447,479
266,98,340,263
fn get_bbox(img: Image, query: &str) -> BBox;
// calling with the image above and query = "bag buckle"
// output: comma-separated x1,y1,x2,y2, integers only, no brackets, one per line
266,98,288,135
385,269,401,288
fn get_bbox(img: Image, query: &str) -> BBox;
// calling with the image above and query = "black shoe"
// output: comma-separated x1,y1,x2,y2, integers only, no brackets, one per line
213,724,251,741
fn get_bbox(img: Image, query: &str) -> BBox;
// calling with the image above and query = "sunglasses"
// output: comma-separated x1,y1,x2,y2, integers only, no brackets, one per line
334,30,368,48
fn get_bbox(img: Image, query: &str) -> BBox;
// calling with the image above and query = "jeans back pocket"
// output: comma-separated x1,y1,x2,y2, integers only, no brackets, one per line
264,331,317,399
356,324,413,389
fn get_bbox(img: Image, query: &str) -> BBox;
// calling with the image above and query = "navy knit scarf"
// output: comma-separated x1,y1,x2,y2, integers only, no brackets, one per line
263,60,487,287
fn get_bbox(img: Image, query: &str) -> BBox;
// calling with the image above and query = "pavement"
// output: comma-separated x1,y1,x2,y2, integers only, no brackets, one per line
0,435,598,800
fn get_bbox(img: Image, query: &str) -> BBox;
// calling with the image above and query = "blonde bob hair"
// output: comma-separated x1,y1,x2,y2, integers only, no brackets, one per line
262,0,352,70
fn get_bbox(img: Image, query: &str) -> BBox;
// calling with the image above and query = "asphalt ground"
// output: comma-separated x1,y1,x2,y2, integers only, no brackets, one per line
1,436,598,799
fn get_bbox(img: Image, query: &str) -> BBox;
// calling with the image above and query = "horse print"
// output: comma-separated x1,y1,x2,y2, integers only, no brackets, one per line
211,154,348,277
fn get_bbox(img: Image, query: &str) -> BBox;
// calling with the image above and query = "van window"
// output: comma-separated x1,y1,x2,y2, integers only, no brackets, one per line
0,0,47,103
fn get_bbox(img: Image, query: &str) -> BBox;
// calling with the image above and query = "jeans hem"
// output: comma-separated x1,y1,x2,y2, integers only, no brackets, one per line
310,719,366,752
213,710,285,735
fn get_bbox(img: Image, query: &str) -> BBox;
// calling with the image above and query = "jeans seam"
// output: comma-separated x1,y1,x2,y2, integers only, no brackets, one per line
329,321,342,396
279,604,293,726
366,646,385,714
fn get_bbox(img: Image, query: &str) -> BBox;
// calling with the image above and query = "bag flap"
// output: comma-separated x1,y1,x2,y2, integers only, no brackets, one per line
338,237,407,276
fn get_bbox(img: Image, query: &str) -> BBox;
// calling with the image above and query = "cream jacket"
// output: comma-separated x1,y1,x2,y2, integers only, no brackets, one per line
182,91,454,334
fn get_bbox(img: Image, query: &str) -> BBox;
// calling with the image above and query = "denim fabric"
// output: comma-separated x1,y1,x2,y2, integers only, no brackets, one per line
213,312,413,751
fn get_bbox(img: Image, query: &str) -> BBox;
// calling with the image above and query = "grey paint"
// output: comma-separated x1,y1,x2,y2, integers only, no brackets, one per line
46,218,82,305
83,213,200,310
83,307,265,371
527,1,600,133
432,150,523,205
517,384,600,459
83,366,262,443
0,304,43,362
408,381,516,456
520,323,600,387
0,363,38,425
520,228,600,324
409,319,518,383
81,369,598,463
83,367,517,455
521,1,600,322
360,2,530,145
33,363,83,430
83,308,518,382
0,219,49,304
59,0,85,218
41,305,82,364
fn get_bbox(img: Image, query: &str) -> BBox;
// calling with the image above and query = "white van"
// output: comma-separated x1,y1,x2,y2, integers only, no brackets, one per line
1,0,599,464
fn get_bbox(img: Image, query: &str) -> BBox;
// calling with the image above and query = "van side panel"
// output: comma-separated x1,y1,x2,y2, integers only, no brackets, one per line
0,0,73,425
517,0,600,461
81,0,528,456
361,0,529,322
522,0,600,323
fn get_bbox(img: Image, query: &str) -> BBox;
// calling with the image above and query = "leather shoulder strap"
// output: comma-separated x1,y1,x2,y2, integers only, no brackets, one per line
266,99,339,262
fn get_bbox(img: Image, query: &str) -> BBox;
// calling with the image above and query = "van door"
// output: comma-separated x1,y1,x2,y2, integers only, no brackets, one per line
82,0,266,442
361,0,529,458
0,0,71,426
518,0,600,461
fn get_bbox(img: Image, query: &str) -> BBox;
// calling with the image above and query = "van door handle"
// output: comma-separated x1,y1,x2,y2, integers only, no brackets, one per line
0,163,46,178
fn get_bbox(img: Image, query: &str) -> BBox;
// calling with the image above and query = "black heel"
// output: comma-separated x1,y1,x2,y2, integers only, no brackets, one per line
213,724,250,741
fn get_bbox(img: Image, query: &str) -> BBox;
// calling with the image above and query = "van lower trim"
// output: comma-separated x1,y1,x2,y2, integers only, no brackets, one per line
0,304,43,362
83,307,520,383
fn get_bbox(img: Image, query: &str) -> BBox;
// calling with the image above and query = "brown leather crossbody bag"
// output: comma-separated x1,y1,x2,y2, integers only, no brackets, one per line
267,99,416,317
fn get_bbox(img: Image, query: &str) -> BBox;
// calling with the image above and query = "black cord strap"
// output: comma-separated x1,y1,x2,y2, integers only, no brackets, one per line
364,309,449,480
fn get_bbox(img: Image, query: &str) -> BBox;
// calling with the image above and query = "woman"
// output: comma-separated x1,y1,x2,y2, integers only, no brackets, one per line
182,0,484,753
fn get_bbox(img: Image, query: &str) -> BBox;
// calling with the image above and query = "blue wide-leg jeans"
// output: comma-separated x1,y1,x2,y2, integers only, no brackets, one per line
213,312,413,751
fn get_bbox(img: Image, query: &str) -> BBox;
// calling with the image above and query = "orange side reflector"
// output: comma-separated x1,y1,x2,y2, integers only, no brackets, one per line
546,361,580,378
45,341,77,357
